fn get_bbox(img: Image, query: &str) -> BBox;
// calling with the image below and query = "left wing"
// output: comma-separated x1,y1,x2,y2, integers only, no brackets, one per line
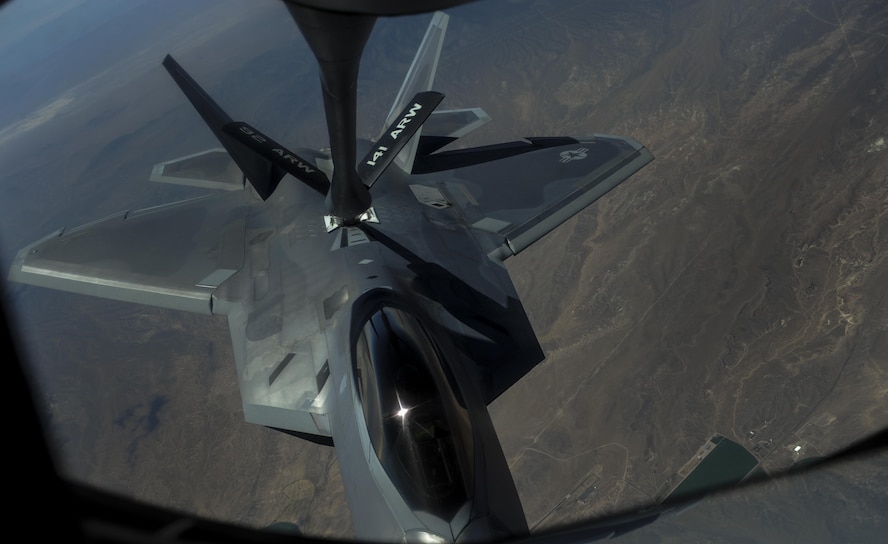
9,191,251,315
423,134,653,259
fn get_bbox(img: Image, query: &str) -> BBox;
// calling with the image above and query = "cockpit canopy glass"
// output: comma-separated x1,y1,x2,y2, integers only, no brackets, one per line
353,305,474,520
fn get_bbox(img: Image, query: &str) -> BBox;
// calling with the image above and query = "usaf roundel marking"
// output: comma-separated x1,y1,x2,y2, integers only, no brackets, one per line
559,147,589,163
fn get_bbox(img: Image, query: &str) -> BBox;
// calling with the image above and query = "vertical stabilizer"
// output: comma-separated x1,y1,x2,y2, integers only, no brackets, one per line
162,55,286,200
384,11,449,173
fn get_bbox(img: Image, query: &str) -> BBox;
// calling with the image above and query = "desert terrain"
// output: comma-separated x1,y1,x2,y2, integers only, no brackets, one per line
1,0,885,541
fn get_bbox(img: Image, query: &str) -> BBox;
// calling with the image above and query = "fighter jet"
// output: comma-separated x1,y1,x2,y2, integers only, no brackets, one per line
8,1,652,541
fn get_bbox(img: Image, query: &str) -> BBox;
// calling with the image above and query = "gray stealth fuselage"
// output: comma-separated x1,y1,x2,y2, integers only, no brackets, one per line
220,145,530,540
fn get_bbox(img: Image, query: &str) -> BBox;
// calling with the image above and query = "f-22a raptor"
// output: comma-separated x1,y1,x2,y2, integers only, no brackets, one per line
9,1,652,542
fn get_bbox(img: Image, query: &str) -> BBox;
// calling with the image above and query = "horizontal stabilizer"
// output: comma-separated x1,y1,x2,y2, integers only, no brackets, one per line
358,91,444,188
414,108,491,156
150,148,245,190
222,122,329,196
163,55,286,200
424,107,490,139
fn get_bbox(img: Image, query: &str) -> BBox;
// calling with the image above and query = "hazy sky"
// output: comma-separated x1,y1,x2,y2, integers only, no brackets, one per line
0,0,286,140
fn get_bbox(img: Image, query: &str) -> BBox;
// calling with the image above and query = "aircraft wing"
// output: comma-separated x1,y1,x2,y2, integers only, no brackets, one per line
9,187,333,440
427,134,653,259
8,191,251,315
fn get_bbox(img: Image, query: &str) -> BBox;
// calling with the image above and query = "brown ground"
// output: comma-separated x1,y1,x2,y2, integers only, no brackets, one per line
2,0,885,540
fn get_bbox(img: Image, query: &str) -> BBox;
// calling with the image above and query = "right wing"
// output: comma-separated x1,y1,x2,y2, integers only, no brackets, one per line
9,191,251,315
9,187,333,441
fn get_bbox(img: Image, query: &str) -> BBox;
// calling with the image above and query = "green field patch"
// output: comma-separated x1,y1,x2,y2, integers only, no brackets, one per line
666,435,759,504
